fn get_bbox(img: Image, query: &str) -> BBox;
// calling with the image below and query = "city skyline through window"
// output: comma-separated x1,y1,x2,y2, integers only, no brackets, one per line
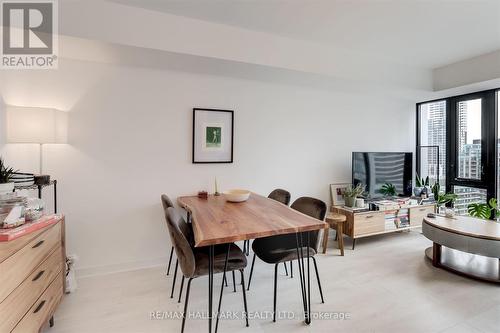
418,97,490,216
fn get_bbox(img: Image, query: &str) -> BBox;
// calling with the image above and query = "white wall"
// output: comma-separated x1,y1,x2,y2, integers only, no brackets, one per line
0,59,416,276
434,50,500,91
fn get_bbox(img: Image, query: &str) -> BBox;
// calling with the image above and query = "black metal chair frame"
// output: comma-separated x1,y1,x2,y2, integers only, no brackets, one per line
246,197,326,324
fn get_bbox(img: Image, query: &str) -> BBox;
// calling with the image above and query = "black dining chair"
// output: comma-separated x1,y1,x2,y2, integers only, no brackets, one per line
243,189,291,255
246,196,327,322
162,194,195,301
244,189,292,275
165,206,249,333
162,195,234,303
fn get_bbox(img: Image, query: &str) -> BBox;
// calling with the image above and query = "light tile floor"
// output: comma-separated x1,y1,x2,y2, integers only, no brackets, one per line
44,231,500,333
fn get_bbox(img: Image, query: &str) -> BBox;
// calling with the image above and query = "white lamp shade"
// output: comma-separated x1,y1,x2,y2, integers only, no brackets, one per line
6,106,68,144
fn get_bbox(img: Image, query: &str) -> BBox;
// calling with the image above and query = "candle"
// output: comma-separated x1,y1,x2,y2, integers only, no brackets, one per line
214,177,220,196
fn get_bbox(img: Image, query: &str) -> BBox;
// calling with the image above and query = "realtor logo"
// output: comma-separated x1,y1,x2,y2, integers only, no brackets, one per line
1,0,58,69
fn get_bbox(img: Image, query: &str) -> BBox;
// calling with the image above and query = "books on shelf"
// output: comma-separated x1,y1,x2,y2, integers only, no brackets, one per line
340,205,370,213
370,200,400,211
0,214,61,242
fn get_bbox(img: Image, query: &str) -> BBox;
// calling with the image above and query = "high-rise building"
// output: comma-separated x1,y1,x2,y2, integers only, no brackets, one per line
422,101,446,184
421,101,487,215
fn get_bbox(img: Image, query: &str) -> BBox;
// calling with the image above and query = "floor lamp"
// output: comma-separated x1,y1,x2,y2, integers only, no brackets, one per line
6,106,68,175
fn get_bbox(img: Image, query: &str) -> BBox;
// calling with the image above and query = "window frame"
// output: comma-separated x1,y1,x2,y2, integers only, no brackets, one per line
416,88,499,210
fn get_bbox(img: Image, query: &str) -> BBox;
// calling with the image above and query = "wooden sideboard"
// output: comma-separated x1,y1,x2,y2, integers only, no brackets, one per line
332,204,435,249
0,216,65,332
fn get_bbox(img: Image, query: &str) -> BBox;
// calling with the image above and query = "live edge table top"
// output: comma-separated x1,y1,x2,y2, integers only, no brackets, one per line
177,193,327,247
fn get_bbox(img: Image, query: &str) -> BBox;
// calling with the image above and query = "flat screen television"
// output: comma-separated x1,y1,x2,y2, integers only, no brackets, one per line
352,152,413,198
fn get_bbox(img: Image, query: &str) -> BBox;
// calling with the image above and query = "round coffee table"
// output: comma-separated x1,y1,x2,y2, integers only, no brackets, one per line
422,215,500,283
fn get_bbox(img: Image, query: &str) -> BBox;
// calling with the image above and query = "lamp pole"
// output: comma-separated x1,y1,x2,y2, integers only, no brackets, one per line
39,143,43,175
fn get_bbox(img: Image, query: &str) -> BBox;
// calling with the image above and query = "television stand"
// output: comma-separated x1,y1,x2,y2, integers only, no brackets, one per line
332,203,435,249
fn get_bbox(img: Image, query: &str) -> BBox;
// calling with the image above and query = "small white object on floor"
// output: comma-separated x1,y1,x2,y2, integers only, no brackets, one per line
65,254,79,293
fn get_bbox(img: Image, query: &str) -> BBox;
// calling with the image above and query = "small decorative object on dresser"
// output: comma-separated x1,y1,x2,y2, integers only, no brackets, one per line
330,183,350,206
192,108,234,163
0,215,65,332
343,183,365,208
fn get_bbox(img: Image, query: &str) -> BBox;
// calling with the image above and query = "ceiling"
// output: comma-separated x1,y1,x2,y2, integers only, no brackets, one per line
109,0,500,69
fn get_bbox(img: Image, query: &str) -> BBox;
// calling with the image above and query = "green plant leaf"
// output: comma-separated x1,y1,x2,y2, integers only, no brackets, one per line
380,183,397,196
468,203,491,219
415,174,422,187
488,198,497,210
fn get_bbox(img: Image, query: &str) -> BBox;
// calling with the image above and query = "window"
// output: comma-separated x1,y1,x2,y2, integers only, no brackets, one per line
417,100,446,186
417,89,498,217
456,99,482,180
453,186,487,215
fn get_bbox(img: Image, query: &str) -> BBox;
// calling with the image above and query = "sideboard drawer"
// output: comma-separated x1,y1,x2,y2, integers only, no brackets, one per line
354,212,384,236
12,274,63,333
410,205,435,227
0,246,63,332
0,222,61,303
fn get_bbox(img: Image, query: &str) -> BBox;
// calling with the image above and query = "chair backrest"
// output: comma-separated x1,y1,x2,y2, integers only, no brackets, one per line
291,197,327,251
165,207,196,278
268,189,291,206
161,194,174,210
161,194,194,245
252,196,327,256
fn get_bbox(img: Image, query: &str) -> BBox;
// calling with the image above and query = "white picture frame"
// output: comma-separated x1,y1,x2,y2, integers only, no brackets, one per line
330,183,351,206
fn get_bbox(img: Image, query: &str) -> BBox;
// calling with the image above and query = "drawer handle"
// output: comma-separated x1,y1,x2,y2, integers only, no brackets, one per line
32,270,45,281
33,300,46,314
365,215,373,219
32,240,45,249
419,208,426,211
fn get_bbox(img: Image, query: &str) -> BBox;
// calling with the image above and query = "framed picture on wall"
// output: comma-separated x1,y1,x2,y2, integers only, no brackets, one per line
192,108,234,163
330,183,350,206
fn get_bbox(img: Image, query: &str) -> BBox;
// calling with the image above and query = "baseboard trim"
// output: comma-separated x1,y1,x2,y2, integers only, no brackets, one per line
76,256,168,278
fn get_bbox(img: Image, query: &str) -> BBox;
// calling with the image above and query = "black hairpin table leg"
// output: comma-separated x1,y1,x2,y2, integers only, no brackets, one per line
215,244,230,333
208,245,214,333
295,232,312,325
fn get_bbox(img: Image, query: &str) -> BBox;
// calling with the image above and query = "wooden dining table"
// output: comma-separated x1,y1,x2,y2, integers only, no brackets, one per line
177,192,327,332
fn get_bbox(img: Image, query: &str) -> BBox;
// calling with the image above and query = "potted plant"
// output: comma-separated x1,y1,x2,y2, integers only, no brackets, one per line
343,183,365,207
468,198,500,221
414,174,429,196
431,182,458,213
380,183,397,197
0,157,16,194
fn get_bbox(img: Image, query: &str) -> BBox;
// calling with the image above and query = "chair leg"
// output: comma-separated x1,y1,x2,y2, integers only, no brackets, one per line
247,253,256,291
232,270,236,292
290,261,293,278
181,278,193,333
284,262,288,276
239,269,250,327
166,246,174,275
178,276,185,303
273,263,278,322
170,260,178,298
244,240,250,256
312,257,324,304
